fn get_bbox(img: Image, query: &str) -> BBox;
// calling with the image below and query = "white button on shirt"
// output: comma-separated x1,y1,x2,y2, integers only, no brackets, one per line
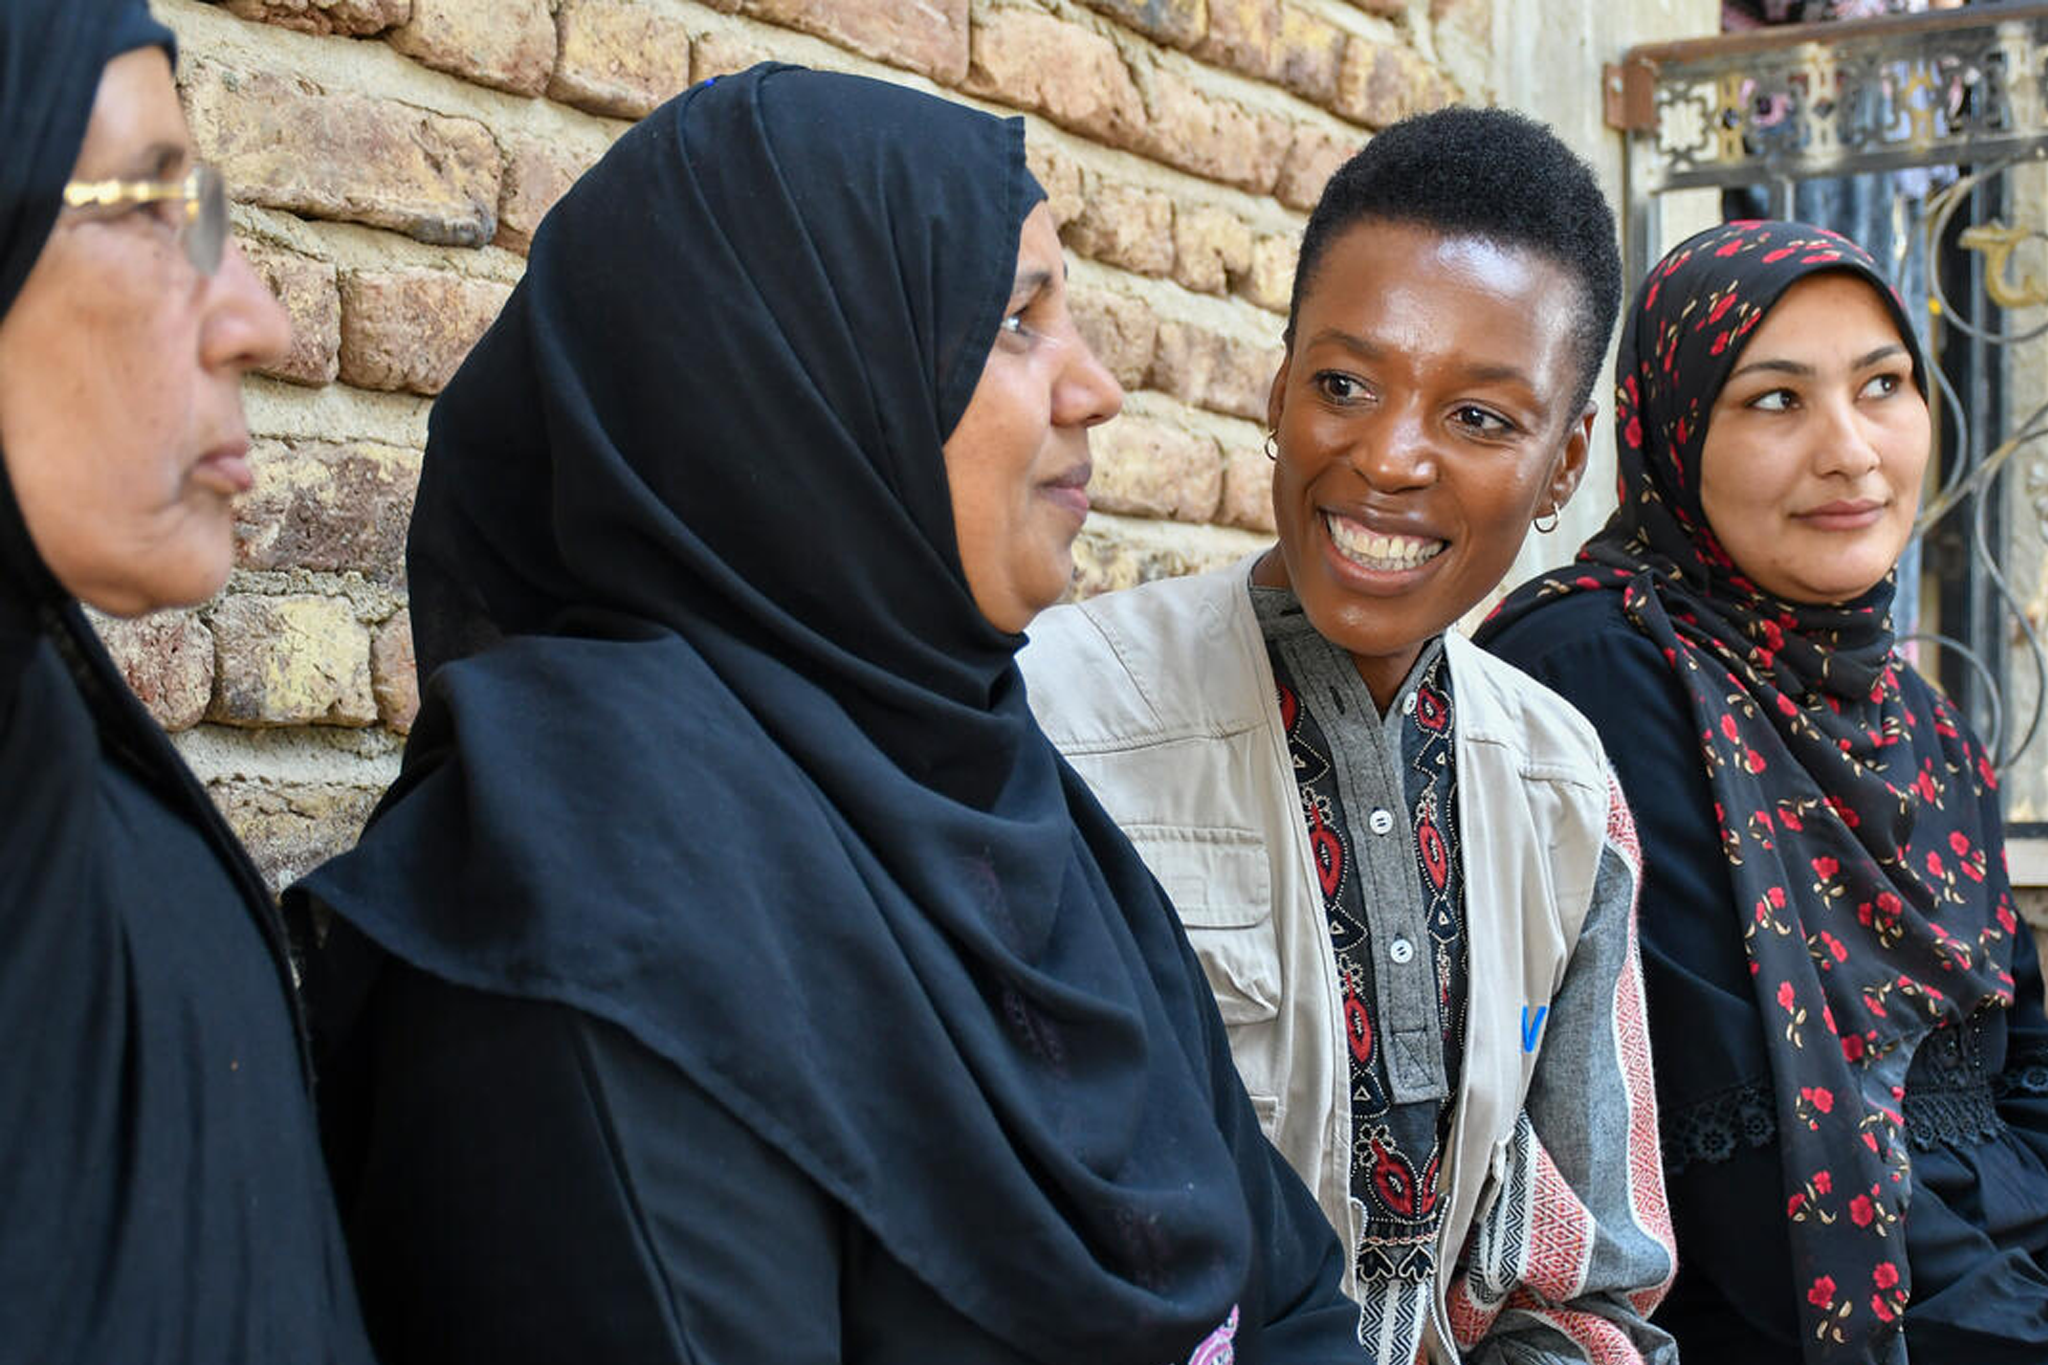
1368,808,1395,836
1389,938,1415,965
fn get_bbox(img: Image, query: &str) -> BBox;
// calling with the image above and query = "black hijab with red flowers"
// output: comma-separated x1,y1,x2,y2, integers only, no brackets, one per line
1481,220,2018,1364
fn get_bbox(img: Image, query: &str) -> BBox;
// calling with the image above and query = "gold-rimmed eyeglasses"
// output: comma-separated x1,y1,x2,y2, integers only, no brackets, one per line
60,163,228,277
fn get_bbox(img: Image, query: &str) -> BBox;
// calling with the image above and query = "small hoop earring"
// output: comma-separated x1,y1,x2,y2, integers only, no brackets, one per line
1263,432,1278,462
1533,508,1559,534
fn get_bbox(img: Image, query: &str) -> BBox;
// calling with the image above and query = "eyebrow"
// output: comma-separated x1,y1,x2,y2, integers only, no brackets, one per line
1010,264,1058,301
99,140,188,184
1304,326,1539,389
1728,343,1908,382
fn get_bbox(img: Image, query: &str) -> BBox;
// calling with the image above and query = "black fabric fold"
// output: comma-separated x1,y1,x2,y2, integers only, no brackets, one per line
298,64,1263,1363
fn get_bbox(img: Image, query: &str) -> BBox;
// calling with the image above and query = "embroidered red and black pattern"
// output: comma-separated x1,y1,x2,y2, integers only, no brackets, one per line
1269,650,1466,1289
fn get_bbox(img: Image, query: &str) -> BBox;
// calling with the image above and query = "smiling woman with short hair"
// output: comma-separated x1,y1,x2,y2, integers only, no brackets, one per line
1022,107,1678,1365
1483,220,2048,1364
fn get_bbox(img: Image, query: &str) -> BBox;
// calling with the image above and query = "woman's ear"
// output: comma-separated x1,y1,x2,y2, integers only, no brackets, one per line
1265,352,1291,435
1544,402,1596,515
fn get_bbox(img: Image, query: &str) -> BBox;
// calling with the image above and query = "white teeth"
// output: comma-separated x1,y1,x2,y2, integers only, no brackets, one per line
1324,513,1445,571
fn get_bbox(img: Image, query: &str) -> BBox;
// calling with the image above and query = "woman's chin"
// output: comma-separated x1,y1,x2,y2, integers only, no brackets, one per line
1773,572,1892,608
70,546,232,618
1746,538,1902,608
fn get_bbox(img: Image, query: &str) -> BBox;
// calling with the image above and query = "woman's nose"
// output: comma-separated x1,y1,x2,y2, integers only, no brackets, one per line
1058,331,1124,430
202,239,292,377
1811,397,1882,479
1347,411,1437,491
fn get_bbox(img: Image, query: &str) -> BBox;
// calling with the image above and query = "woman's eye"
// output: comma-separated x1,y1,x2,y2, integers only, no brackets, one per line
1314,372,1366,403
123,198,183,238
1748,387,1795,413
1858,372,1902,400
1451,405,1513,436
997,311,1034,346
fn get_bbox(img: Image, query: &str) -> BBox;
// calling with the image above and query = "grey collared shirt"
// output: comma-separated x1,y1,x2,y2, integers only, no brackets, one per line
1252,583,1467,1288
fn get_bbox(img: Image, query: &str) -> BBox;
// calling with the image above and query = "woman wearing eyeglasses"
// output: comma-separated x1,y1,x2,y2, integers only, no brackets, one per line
0,4,373,1362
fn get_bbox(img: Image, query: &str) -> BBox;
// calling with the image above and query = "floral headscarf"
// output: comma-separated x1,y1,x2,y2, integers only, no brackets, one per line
1481,220,2017,1364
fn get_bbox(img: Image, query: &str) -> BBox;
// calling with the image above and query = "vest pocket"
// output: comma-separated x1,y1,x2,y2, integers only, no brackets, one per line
1126,825,1280,1028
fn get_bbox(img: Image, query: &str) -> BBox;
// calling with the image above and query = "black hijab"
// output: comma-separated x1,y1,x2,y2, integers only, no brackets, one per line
298,64,1255,1362
1481,220,2017,1364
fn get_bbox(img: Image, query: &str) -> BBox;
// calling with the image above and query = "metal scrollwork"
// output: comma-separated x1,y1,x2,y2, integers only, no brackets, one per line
1637,11,2042,193
1914,161,2048,772
2027,452,2048,532
1957,222,2048,312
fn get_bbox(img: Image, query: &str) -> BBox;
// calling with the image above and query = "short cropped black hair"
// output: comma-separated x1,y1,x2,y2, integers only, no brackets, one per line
1288,106,1622,418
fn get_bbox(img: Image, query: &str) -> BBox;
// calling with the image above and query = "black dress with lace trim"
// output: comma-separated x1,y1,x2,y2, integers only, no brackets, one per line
1486,587,2048,1363
1667,1013,2034,1174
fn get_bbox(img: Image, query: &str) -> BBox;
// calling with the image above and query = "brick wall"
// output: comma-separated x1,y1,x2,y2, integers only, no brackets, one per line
114,0,1484,888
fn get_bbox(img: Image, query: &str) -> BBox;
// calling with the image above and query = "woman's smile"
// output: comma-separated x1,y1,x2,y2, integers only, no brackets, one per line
1320,509,1447,581
1790,496,1886,532
1038,459,1091,520
189,436,255,497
